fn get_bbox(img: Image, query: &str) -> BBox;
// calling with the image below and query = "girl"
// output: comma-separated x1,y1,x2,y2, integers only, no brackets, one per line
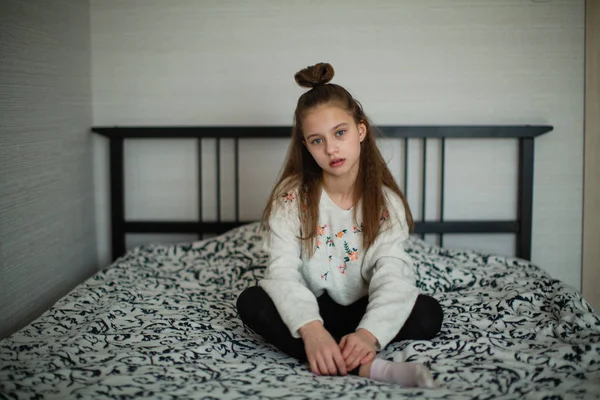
236,63,443,387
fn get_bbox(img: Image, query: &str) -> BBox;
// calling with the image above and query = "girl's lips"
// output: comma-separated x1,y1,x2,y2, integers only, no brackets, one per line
330,159,345,167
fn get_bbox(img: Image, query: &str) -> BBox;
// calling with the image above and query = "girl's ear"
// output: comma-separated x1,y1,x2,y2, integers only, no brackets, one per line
358,122,367,142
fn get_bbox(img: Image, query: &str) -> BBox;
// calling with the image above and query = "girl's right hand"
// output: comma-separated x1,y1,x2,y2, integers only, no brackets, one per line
299,321,347,376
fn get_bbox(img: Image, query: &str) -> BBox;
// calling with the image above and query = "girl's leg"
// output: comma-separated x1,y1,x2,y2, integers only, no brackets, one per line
235,288,368,361
236,286,307,361
363,294,441,388
391,294,443,342
316,292,368,340
237,287,441,387
317,292,441,388
317,292,443,342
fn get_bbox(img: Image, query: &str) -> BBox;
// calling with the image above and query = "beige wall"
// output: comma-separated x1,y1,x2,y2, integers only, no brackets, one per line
92,0,585,290
583,0,600,312
0,0,97,338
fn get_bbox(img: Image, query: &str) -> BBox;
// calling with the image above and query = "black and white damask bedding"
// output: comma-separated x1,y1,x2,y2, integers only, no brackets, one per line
1,223,599,399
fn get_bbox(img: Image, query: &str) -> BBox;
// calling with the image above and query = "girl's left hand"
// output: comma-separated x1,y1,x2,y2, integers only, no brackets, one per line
339,328,377,371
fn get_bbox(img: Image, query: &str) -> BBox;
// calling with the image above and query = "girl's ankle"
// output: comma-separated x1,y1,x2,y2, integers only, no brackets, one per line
358,360,373,378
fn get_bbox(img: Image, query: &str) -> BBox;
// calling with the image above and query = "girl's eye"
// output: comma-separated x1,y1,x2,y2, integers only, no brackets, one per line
336,130,346,137
311,138,323,145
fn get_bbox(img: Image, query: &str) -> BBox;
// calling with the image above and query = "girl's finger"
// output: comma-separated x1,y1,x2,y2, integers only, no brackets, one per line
348,358,360,372
333,348,347,376
339,336,347,351
345,346,363,370
324,353,338,375
308,356,319,375
361,351,375,365
348,348,367,371
341,341,355,359
316,355,328,376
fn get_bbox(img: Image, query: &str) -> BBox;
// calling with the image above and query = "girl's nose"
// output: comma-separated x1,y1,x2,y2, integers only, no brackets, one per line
326,141,338,155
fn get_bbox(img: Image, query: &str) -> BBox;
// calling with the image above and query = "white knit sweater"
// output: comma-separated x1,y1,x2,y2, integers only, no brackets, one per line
258,185,420,349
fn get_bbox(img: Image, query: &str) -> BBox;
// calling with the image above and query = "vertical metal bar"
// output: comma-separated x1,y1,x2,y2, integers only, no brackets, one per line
110,136,125,261
403,138,408,195
216,138,221,224
439,137,445,247
517,137,534,260
235,138,239,223
198,138,203,240
421,138,427,240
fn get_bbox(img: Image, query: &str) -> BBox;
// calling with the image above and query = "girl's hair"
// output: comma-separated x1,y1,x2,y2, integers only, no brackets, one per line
262,62,413,256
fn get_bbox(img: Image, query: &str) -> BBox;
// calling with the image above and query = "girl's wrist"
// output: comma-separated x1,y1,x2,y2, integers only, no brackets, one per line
356,328,378,346
299,320,325,338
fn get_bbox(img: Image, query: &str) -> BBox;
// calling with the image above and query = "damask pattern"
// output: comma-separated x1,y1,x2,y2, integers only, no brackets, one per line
1,223,599,399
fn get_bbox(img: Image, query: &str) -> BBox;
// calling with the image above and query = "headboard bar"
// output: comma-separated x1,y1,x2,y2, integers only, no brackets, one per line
124,220,518,235
421,138,427,239
198,139,203,223
92,125,552,262
93,125,551,139
109,137,125,262
216,139,221,225
440,138,446,247
518,137,535,259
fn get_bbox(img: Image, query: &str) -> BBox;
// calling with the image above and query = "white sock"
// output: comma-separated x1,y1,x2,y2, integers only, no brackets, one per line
369,359,436,388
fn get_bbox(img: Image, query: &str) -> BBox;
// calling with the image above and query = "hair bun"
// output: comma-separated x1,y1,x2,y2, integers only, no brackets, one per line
294,63,334,88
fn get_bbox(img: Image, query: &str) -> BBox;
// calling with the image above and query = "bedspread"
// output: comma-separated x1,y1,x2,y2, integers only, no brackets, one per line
1,223,599,399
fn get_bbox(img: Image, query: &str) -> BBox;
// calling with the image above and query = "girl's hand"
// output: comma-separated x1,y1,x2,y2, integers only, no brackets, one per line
339,328,377,371
299,321,347,376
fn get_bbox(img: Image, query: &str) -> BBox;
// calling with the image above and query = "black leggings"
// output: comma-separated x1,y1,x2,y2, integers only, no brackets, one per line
236,286,443,362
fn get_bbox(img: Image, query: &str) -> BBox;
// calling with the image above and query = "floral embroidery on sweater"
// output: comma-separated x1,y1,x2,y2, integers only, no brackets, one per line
313,222,366,278
317,224,327,235
343,241,359,263
380,208,390,223
336,230,347,238
283,192,296,203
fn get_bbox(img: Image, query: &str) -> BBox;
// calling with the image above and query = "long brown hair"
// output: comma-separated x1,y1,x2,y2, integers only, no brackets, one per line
262,62,413,256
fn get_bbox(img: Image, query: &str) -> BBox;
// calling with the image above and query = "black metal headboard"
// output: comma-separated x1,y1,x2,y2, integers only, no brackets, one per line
91,125,552,262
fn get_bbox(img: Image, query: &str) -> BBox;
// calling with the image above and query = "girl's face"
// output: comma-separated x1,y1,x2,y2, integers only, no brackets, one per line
302,105,366,182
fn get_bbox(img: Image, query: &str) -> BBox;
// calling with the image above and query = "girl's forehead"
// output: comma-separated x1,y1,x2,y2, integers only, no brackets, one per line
303,105,353,126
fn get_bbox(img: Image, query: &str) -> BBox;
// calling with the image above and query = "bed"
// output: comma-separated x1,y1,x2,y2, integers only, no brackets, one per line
1,125,599,399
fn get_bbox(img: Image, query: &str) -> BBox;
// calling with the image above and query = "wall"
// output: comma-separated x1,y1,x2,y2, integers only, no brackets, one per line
91,0,585,291
0,0,97,338
583,0,600,311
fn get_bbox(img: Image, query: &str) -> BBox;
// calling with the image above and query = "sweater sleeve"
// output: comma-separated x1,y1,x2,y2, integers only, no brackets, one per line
357,190,420,349
258,191,322,338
